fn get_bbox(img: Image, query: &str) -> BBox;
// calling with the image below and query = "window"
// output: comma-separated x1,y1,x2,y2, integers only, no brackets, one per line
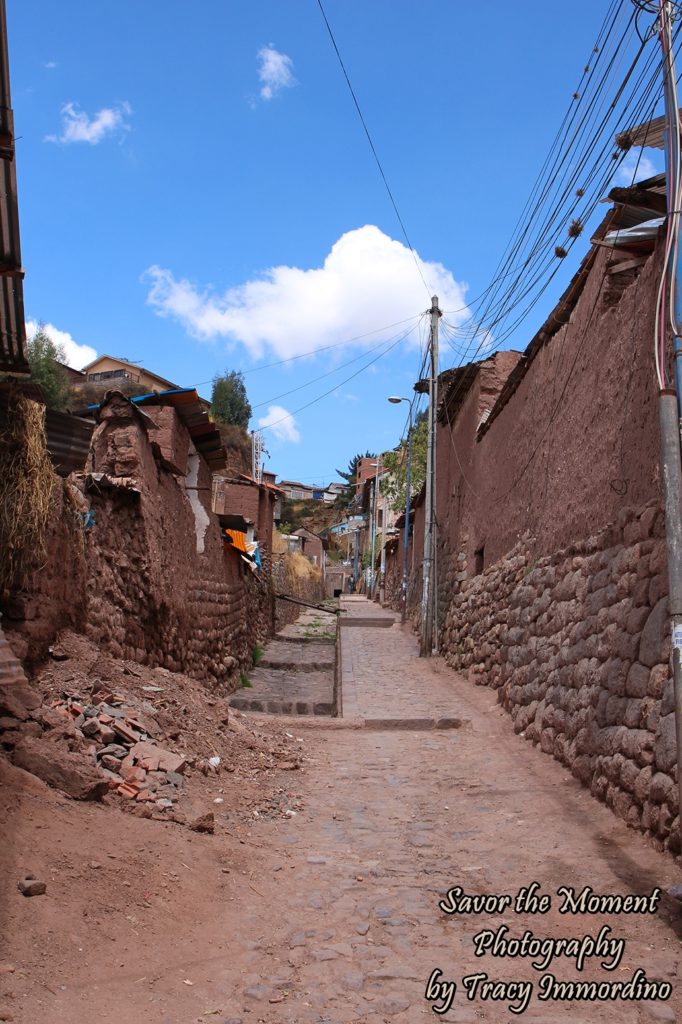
474,545,485,576
88,369,130,382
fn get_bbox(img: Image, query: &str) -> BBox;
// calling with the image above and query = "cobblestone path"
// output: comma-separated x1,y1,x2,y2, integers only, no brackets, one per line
41,599,682,1023
178,599,682,1023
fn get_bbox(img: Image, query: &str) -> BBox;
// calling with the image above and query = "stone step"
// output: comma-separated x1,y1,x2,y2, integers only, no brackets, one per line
229,696,334,716
258,640,334,673
339,616,395,628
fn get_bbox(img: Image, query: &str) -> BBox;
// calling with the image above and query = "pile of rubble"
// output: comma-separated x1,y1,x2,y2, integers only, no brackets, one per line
49,690,189,806
0,630,306,825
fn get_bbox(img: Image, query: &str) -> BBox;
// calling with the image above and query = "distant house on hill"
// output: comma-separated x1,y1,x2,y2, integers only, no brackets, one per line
78,355,179,395
279,480,315,501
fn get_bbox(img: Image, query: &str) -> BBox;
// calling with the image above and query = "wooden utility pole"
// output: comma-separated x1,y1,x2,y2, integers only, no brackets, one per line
421,295,440,656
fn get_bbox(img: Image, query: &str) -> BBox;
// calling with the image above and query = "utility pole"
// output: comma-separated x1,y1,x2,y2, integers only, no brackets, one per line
403,412,414,624
421,295,441,656
379,489,388,605
656,0,682,858
388,395,414,623
369,457,381,598
353,527,359,590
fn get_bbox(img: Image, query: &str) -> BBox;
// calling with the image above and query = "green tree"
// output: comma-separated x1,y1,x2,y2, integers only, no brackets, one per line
334,450,376,507
26,326,70,410
382,412,428,512
211,370,251,429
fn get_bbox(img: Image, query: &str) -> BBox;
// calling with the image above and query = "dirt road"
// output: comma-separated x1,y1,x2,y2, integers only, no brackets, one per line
2,598,681,1023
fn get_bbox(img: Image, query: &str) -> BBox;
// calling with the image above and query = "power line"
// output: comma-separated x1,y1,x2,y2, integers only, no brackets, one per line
251,326,416,411
437,12,669,373
259,321,419,434
187,312,423,391
314,0,432,298
437,1,665,361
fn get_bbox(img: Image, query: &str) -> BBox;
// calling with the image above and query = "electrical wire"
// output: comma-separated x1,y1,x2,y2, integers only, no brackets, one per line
187,312,424,391
314,0,432,298
250,327,417,411
437,4,669,365
438,22,672,376
430,15,672,503
258,320,419,435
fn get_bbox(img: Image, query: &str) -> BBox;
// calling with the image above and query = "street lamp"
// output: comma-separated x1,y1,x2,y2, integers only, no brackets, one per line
388,396,413,624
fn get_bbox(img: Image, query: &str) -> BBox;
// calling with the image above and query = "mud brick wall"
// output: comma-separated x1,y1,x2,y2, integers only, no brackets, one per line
4,395,271,693
441,500,680,853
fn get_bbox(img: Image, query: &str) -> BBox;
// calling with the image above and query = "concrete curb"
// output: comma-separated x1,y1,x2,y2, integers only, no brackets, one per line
235,711,466,732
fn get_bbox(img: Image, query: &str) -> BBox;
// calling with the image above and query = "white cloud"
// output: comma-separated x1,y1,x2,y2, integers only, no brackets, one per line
143,225,469,360
258,404,300,443
616,149,659,186
45,101,132,145
26,319,97,369
44,60,58,70
257,45,296,101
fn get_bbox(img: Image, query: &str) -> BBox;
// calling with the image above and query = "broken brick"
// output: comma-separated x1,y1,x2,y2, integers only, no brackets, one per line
112,721,142,745
130,741,186,775
117,783,139,799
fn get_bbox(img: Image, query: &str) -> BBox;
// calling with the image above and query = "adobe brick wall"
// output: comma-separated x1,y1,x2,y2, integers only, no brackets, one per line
381,237,681,848
3,397,271,693
214,479,261,526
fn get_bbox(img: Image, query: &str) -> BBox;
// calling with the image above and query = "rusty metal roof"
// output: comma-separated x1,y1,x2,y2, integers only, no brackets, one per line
0,0,27,375
237,471,284,495
44,408,94,476
623,115,667,151
0,385,94,476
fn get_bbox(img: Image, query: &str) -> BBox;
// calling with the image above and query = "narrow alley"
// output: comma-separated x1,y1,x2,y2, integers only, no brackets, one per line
5,597,680,1024
4,3,682,1023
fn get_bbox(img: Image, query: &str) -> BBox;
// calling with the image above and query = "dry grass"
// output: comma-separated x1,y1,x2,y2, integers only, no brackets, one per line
0,393,57,595
288,551,320,581
272,529,288,555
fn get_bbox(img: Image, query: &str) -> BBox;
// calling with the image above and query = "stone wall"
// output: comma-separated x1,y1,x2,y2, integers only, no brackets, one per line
3,394,271,693
441,500,679,853
272,552,323,631
379,225,682,849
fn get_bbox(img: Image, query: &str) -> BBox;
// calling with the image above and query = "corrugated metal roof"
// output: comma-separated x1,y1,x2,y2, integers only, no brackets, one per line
0,387,93,476
237,471,284,495
623,115,667,151
44,408,94,476
0,1,27,375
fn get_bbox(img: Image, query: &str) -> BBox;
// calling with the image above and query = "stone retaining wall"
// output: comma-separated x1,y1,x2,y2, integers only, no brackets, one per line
272,553,323,631
440,500,679,853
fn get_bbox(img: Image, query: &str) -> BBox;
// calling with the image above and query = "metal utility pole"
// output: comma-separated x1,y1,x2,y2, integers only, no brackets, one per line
379,489,388,605
421,295,441,656
657,0,682,853
369,458,381,597
352,528,359,590
388,395,414,623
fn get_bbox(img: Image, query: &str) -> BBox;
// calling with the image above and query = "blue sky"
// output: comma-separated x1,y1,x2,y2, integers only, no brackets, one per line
8,1,664,484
